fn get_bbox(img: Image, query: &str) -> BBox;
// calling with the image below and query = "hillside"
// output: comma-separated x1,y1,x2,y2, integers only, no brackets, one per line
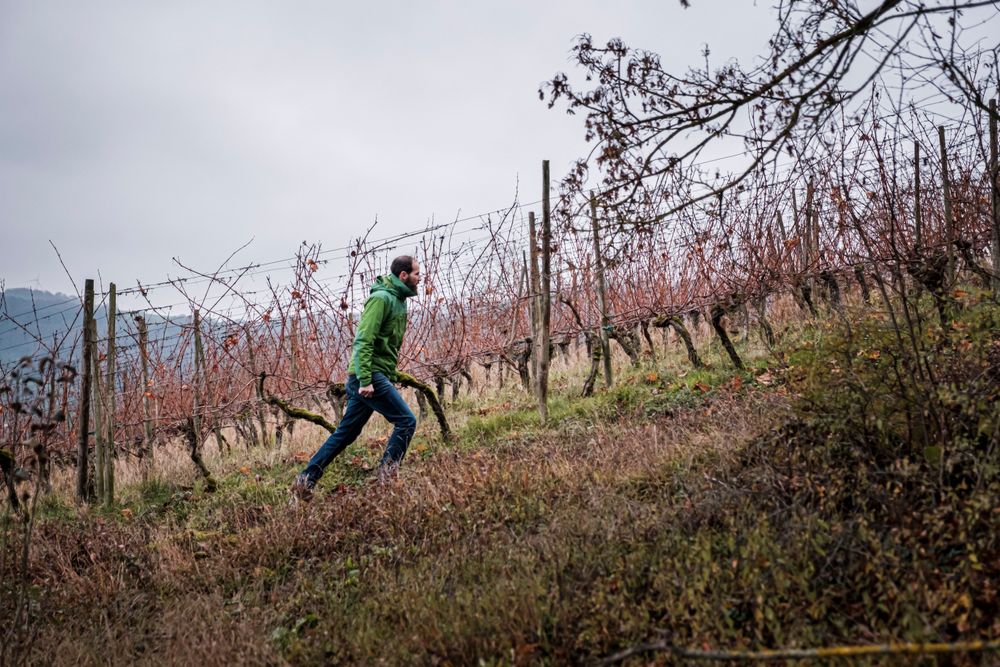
2,291,998,665
0,287,218,367
0,288,80,362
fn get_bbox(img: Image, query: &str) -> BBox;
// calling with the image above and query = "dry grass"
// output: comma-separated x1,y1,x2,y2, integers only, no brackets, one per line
15,357,786,665
9,297,998,665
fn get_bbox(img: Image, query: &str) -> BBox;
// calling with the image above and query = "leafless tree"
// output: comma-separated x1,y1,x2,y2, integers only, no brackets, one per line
542,1,1000,222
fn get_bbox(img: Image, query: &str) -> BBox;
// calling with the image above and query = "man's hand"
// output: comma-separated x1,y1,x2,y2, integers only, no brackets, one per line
359,384,375,398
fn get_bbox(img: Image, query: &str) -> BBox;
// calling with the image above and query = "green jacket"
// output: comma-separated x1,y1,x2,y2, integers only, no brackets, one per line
347,274,416,386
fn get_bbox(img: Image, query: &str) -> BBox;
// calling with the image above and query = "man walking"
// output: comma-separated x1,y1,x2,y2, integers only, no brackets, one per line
291,255,421,501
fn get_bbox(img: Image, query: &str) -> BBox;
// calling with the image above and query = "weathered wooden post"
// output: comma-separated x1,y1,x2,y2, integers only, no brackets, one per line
76,279,94,502
192,309,205,451
88,314,103,502
136,314,154,476
914,140,923,251
938,126,956,282
990,98,999,295
104,283,116,504
537,160,553,422
799,179,819,316
805,177,816,270
792,189,804,272
527,215,541,386
590,197,613,388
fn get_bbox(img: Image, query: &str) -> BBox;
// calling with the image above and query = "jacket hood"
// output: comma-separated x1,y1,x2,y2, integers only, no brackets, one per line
371,274,417,300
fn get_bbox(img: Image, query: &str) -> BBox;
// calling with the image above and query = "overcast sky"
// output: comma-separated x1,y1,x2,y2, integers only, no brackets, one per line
0,1,775,304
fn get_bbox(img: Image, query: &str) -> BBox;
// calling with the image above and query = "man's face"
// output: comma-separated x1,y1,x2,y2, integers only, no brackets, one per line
401,262,421,291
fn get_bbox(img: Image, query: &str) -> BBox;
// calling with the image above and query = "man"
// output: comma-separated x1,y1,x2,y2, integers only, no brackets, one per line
291,255,421,501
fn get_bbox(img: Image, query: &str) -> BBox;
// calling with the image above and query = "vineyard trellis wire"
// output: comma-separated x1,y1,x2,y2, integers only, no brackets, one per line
1,94,998,499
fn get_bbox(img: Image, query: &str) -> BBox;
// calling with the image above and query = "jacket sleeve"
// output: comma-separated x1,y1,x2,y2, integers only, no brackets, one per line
351,295,387,387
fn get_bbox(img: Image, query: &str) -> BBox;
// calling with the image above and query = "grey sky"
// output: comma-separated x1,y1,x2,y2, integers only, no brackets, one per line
1,1,775,303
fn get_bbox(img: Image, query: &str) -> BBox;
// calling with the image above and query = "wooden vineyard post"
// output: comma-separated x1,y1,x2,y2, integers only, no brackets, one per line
89,313,103,502
590,196,613,388
914,140,923,251
104,283,116,504
528,213,541,386
192,309,205,452
990,98,999,295
939,126,956,282
538,160,552,423
792,189,804,272
76,279,94,502
805,177,816,272
136,314,154,478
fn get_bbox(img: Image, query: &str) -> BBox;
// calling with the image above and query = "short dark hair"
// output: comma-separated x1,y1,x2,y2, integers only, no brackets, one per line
390,255,415,277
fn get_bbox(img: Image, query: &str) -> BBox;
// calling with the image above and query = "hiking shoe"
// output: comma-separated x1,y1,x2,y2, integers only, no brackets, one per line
290,474,315,503
374,462,399,485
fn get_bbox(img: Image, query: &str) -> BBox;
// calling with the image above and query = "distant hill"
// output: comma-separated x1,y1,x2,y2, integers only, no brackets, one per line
0,288,194,366
0,288,81,363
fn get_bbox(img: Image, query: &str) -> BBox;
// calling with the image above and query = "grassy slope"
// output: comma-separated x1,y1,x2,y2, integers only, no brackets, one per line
6,295,1000,665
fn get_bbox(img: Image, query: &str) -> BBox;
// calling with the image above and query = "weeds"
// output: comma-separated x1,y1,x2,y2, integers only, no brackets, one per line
3,295,998,665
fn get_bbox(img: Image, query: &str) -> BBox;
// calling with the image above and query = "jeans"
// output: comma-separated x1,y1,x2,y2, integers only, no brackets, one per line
301,373,416,485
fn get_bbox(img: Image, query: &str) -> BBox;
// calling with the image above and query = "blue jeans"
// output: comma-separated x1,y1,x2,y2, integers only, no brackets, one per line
301,373,417,485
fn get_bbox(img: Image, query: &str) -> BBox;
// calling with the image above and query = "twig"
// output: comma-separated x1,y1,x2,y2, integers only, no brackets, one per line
600,637,1000,665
